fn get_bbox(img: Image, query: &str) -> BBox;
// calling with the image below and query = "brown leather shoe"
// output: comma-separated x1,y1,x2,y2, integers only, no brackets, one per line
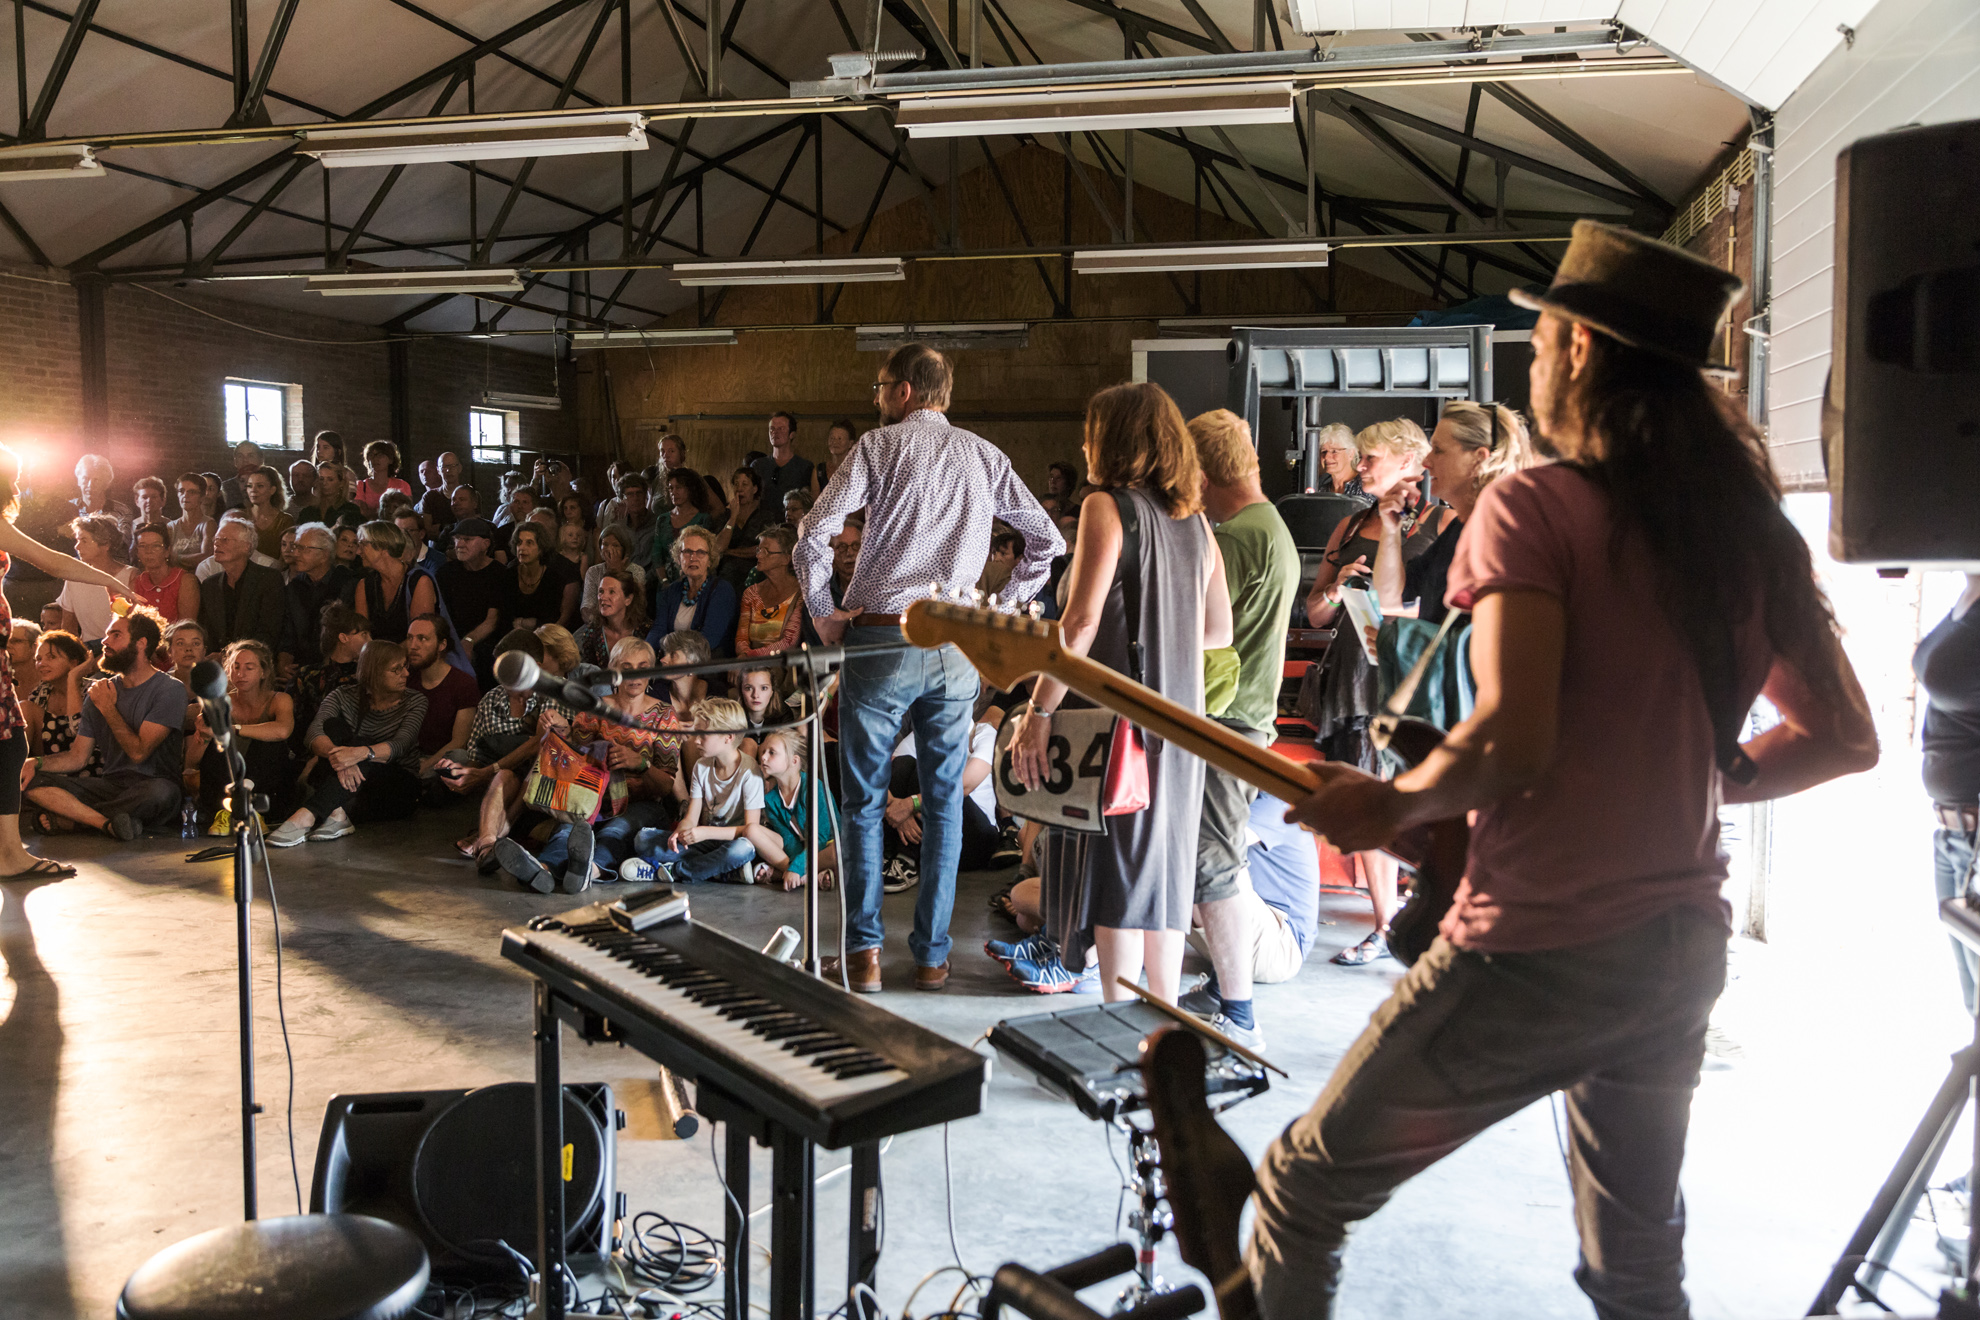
913,960,950,992
822,947,882,993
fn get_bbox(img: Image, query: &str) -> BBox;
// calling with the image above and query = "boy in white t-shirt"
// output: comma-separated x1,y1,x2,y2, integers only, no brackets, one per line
627,696,763,883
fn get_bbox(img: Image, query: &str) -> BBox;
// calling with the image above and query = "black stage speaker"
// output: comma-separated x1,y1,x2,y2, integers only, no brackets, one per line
1828,117,1980,563
309,1082,622,1283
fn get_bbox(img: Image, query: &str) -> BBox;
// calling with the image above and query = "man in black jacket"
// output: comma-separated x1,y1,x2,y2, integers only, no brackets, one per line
199,515,285,651
278,522,352,678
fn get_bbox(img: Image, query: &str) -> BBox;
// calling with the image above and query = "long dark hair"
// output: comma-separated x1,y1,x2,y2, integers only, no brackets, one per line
1564,336,1845,781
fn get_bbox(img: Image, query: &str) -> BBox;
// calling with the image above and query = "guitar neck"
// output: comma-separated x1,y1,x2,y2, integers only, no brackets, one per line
1044,650,1320,806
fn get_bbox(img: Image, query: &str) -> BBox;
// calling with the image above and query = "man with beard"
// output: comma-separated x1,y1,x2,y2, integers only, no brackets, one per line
24,605,185,839
407,613,478,785
438,518,507,687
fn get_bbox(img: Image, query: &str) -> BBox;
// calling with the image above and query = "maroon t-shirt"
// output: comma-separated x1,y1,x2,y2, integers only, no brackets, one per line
416,663,481,756
1439,465,1772,953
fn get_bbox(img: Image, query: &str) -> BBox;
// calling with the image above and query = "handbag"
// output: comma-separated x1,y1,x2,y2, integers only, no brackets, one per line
521,730,610,825
1100,489,1150,817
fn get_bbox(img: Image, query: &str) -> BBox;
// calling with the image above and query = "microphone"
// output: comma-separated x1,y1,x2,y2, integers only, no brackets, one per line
189,658,232,733
493,650,639,729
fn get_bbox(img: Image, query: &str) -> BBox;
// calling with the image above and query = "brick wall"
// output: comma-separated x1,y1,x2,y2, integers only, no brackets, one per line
0,262,574,507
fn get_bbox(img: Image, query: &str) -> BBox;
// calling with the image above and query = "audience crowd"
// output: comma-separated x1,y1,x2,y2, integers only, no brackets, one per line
8,344,1524,1037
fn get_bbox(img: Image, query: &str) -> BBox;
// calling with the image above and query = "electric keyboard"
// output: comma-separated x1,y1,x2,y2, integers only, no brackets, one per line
501,907,986,1148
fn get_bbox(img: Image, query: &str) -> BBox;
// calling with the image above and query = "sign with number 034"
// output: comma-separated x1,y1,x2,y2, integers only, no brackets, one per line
992,708,1116,834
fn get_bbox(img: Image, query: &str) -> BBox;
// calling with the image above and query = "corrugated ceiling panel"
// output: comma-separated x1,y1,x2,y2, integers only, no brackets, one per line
1619,0,1878,108
1766,0,1980,489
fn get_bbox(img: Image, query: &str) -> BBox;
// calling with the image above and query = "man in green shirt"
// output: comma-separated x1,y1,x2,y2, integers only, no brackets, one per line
1186,409,1303,1051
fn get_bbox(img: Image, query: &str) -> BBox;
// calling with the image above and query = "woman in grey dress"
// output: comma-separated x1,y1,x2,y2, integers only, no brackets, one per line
1009,383,1232,1004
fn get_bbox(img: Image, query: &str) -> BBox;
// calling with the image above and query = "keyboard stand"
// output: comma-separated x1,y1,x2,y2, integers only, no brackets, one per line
530,980,886,1320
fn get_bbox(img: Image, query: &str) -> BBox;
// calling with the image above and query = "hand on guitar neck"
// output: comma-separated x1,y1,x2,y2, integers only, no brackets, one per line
902,598,1468,966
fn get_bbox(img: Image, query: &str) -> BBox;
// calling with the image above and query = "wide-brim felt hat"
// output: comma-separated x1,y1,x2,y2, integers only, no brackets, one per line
1508,219,1745,372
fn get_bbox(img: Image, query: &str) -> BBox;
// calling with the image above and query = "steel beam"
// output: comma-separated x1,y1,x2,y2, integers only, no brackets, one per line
1039,0,1217,53
977,137,1067,315
229,0,301,128
19,0,96,140
1175,0,1235,54
0,194,49,266
1331,89,1651,215
195,156,316,273
703,122,812,322
1481,81,1671,211
70,0,598,270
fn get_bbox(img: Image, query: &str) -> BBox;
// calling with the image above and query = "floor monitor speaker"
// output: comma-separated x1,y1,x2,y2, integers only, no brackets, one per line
1827,118,1980,563
309,1082,622,1284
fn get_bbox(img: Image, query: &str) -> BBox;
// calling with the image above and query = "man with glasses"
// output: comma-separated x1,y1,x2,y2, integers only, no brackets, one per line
795,343,1062,993
278,522,353,679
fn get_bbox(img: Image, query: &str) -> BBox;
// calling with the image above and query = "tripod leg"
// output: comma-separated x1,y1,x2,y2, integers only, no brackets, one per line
1810,1045,1978,1314
848,1142,881,1318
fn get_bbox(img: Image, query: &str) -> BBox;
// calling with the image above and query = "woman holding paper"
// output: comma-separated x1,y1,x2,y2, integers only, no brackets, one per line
1300,418,1453,966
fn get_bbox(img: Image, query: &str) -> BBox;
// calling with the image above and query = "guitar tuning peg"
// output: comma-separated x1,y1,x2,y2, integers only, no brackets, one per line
987,592,1001,611
970,588,985,606
1027,602,1044,619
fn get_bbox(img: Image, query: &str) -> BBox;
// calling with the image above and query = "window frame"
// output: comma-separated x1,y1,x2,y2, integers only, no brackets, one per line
222,377,304,451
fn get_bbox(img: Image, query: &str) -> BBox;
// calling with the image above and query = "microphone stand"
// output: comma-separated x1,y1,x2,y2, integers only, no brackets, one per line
604,642,916,978
185,694,267,1220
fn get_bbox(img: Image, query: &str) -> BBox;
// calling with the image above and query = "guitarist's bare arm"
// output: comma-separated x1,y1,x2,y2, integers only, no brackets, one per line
1288,589,1566,852
1721,645,1878,803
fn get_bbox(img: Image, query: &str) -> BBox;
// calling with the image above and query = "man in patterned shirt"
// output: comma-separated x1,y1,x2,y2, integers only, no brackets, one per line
796,342,1062,993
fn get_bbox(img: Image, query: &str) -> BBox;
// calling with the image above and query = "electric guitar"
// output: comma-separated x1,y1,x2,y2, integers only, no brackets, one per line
901,598,1467,966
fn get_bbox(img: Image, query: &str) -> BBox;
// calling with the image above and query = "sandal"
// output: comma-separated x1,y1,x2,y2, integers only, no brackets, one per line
817,869,835,893
1330,930,1393,967
455,838,480,860
987,881,1019,924
1,857,75,880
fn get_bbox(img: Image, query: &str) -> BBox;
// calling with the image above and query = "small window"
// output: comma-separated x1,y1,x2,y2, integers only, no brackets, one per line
223,378,302,450
470,407,521,469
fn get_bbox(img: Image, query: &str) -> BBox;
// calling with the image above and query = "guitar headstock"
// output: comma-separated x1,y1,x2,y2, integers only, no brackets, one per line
902,598,1060,689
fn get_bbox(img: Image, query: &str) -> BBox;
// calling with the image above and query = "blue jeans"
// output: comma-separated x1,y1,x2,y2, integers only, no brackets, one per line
540,800,670,878
1935,827,1979,1015
838,624,979,966
635,829,757,881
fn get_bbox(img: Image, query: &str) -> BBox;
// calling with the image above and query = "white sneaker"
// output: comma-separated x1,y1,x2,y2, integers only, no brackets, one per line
265,820,310,848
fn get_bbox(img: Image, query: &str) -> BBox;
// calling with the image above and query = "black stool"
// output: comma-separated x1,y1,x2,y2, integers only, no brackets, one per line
118,1213,429,1320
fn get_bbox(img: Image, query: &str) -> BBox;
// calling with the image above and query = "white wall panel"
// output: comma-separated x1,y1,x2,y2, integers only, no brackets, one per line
1766,0,1980,489
1287,0,1614,32
1617,0,1878,108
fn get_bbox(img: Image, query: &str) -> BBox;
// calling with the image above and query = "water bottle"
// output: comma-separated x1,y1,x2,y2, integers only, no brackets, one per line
181,798,198,839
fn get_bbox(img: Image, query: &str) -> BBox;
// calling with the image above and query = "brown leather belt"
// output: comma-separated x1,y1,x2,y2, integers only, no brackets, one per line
851,612,902,628
1936,802,1980,834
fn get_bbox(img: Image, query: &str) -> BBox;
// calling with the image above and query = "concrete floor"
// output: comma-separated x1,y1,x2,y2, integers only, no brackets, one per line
0,802,1965,1319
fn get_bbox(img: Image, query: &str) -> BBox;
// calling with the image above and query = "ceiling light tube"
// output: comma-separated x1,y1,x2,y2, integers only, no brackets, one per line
896,83,1293,138
1073,242,1330,276
482,390,563,411
0,145,104,181
299,112,647,168
306,269,524,296
568,329,739,347
671,257,905,286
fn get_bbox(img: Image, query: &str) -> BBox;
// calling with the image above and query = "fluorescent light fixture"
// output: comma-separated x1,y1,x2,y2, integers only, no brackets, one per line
299,112,647,168
855,322,1029,352
671,257,905,286
1073,242,1330,276
895,83,1292,138
305,268,524,296
0,145,104,181
568,329,739,348
482,390,563,411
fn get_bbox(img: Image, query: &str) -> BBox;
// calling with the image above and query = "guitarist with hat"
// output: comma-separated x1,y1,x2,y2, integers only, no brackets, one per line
1246,221,1879,1318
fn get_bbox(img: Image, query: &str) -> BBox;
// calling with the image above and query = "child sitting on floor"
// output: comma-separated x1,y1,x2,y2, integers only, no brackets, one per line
737,666,777,759
744,725,837,892
626,697,761,883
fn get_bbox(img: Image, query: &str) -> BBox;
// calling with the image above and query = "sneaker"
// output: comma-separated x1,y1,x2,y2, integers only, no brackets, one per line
1177,987,1223,1020
207,807,231,837
709,867,751,885
1207,1013,1266,1053
987,824,1023,869
1008,951,1098,994
265,819,310,848
563,821,596,894
307,814,354,842
495,838,555,894
881,854,919,894
619,857,669,883
985,932,1052,966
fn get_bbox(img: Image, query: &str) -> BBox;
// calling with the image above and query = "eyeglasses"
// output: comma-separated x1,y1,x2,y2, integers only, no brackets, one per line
678,548,709,558
872,378,898,395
